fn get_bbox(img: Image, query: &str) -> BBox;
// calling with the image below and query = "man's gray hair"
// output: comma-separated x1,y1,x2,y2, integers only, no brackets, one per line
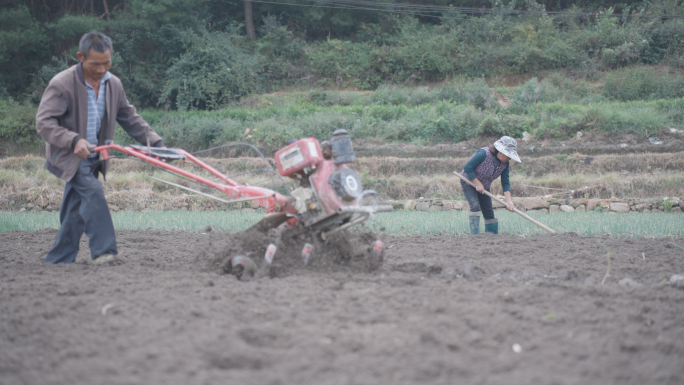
79,31,113,57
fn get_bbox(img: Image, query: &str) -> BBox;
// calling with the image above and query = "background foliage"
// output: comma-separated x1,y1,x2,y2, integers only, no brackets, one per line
4,0,684,105
3,0,684,152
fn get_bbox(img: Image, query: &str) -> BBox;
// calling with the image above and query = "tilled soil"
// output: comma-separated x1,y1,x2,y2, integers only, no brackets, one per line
1,229,683,385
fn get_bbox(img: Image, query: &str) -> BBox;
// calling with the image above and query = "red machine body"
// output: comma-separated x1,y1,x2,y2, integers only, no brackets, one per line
274,137,353,216
309,160,352,216
274,138,322,178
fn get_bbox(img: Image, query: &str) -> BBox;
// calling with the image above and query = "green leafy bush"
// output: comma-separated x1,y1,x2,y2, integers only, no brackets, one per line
26,55,69,104
603,67,684,101
160,24,263,110
46,14,106,54
14,2,684,109
0,6,48,97
0,98,40,153
257,14,306,89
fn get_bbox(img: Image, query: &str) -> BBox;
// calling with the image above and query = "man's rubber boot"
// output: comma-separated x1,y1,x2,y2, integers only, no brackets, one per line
469,215,480,235
484,221,499,235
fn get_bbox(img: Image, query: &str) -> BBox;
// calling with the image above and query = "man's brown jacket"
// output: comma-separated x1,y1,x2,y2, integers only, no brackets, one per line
36,63,163,182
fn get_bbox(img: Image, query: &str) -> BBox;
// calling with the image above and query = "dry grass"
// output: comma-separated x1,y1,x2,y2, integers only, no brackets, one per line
361,172,684,199
1,155,682,210
10,152,679,179
511,172,684,199
355,152,684,178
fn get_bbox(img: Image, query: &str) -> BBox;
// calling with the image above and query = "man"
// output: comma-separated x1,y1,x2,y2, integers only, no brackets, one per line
36,31,164,264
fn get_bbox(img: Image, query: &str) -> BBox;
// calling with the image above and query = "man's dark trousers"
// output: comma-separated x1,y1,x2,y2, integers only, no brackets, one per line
45,158,117,263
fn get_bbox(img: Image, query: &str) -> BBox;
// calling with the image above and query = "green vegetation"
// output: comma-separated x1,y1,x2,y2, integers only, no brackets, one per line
0,98,45,153
96,79,684,148
5,74,684,155
0,210,262,233
5,0,684,107
1,210,682,238
367,211,684,237
603,67,684,101
5,0,684,152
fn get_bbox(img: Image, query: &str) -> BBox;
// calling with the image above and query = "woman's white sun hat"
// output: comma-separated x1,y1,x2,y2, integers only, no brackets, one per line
494,136,522,163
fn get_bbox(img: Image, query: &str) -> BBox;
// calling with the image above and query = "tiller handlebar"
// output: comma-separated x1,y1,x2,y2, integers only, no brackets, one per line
93,143,295,215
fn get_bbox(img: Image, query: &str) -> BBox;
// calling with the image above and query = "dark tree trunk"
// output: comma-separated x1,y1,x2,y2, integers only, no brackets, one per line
90,0,95,15
102,0,110,21
244,0,256,40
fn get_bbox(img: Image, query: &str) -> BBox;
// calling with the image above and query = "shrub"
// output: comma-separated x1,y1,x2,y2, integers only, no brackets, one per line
387,19,459,81
0,98,41,153
257,14,307,89
585,102,669,136
0,6,48,97
130,115,240,151
159,24,263,110
26,55,69,104
603,67,684,101
306,39,381,89
46,14,106,54
306,90,367,107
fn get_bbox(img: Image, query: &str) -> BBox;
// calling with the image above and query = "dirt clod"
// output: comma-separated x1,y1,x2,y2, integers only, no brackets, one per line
202,225,383,280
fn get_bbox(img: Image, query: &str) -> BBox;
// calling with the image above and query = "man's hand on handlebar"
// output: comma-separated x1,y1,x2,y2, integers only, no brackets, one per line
74,138,94,159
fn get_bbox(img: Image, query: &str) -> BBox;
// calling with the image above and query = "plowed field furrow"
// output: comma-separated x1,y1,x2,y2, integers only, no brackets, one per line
1,230,683,385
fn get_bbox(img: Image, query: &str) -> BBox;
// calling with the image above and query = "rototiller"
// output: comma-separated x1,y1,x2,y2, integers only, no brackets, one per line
93,129,392,270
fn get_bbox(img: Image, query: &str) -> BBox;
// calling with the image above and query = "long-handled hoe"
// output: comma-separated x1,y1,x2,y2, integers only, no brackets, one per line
453,171,556,234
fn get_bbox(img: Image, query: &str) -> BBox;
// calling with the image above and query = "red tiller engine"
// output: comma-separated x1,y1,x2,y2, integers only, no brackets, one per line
274,129,393,239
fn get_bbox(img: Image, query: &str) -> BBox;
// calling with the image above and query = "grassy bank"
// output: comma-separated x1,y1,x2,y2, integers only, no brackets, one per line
117,77,684,151
4,69,684,156
1,210,682,238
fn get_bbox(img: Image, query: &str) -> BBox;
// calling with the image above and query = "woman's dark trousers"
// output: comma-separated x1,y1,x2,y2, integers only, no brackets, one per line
461,180,498,235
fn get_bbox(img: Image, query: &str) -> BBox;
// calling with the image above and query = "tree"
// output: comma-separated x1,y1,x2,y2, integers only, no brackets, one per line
244,0,256,39
0,5,48,97
102,0,110,21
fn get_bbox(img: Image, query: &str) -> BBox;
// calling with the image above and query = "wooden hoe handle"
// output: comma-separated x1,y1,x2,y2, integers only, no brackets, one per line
453,171,557,234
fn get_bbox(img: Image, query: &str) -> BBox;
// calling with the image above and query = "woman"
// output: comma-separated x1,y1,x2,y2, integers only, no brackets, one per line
460,136,521,235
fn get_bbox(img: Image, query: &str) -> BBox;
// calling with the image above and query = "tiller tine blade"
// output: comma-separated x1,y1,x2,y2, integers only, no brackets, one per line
366,240,384,271
247,213,289,233
230,255,258,281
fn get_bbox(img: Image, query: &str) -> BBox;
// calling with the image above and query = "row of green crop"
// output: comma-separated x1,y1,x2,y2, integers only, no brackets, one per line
2,210,682,238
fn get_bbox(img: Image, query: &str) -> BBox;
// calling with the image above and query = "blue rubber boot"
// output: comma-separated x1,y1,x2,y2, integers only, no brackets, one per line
469,215,480,235
484,221,499,235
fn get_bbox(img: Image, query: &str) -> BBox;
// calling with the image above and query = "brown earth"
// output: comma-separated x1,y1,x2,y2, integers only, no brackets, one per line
1,228,684,385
